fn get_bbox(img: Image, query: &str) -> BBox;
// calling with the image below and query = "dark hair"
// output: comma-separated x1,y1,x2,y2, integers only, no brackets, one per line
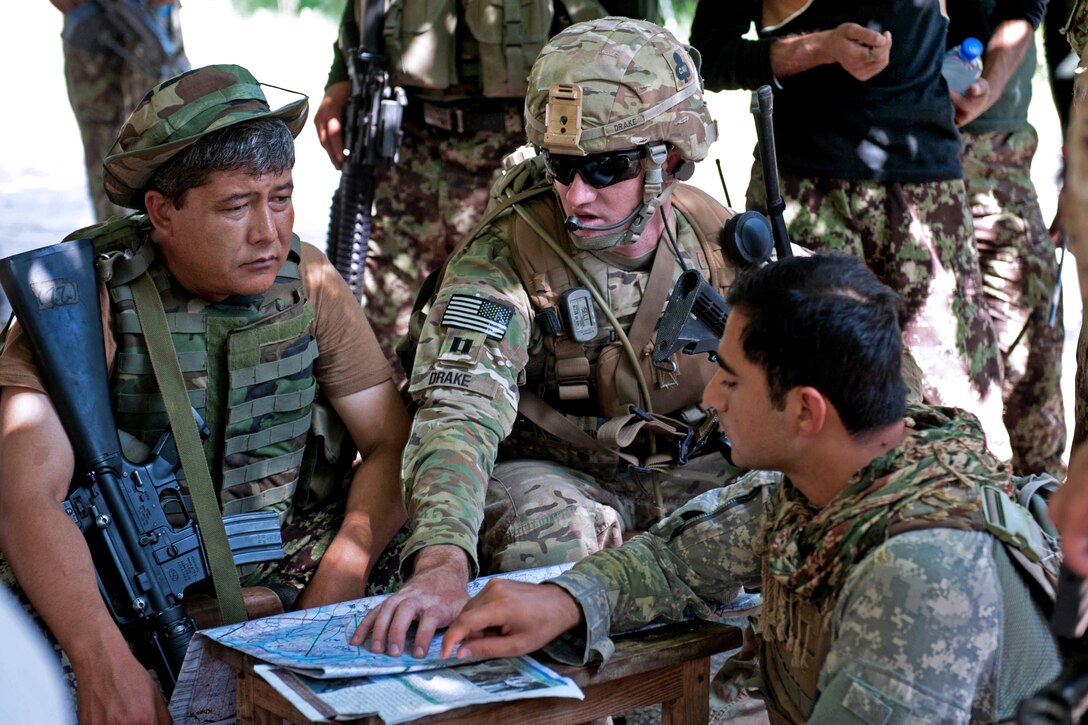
726,253,906,434
144,117,295,209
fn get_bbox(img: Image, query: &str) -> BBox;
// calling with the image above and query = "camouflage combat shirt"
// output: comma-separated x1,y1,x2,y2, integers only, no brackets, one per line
401,195,720,576
546,405,1060,723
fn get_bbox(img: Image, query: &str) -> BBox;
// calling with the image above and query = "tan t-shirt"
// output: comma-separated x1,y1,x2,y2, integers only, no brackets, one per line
0,241,391,398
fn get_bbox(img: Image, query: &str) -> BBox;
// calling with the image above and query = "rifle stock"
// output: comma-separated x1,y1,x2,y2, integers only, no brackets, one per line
0,240,282,693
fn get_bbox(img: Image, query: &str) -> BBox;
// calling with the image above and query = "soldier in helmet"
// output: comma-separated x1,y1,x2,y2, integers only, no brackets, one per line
0,64,410,723
350,17,746,658
442,253,1062,724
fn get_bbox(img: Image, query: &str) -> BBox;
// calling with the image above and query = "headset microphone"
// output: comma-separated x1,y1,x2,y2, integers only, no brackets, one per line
564,203,644,232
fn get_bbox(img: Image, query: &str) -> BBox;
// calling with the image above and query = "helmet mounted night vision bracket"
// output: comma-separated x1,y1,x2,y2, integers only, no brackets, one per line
544,83,584,156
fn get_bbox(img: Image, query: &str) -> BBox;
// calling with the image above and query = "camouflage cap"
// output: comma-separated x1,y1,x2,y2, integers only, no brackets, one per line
103,64,309,209
525,17,717,160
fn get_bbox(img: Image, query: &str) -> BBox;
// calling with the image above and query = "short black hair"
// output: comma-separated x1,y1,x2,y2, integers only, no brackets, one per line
726,253,906,434
145,117,294,210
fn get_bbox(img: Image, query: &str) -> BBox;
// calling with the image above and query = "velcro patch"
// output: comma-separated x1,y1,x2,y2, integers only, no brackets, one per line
438,332,485,366
440,294,514,340
410,367,500,399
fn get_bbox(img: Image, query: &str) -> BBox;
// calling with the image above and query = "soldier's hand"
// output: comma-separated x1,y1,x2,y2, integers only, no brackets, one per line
314,81,351,170
74,649,171,725
1052,444,1088,578
440,580,583,660
825,24,891,81
950,78,993,127
349,544,471,657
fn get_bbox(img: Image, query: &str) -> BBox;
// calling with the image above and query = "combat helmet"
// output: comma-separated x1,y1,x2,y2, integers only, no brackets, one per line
524,17,718,248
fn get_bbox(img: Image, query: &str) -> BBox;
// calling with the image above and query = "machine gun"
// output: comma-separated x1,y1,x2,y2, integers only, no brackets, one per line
98,0,189,81
653,85,792,364
0,239,282,694
326,0,407,299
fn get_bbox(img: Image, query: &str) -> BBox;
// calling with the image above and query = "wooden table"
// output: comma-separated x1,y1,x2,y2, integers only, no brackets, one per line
203,618,741,725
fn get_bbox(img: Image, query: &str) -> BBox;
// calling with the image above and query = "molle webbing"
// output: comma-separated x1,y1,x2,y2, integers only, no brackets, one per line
95,234,318,514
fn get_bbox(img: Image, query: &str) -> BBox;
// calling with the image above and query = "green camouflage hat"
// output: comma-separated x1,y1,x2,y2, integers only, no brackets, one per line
103,64,309,209
525,17,717,161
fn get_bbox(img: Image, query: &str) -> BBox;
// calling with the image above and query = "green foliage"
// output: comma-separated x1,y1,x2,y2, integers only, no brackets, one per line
229,0,343,20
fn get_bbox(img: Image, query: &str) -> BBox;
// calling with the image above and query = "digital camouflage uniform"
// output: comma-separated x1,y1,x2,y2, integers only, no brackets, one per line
400,17,736,578
953,2,1066,477
327,0,621,379
59,1,188,221
544,405,1061,723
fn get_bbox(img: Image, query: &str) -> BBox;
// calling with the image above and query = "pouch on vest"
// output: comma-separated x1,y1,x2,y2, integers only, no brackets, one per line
595,339,716,419
465,0,555,97
295,395,357,513
384,0,457,90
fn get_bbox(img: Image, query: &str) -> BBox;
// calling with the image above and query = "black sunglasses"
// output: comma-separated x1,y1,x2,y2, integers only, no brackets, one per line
540,148,645,189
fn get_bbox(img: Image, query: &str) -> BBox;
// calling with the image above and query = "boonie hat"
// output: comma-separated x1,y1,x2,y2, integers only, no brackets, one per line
103,63,309,209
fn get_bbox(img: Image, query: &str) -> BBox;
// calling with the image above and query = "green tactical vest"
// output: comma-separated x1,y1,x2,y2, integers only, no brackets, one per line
757,479,1062,724
376,0,609,97
70,215,322,518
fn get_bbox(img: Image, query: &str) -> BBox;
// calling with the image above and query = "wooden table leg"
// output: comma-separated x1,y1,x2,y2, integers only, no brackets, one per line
660,656,711,725
236,670,279,725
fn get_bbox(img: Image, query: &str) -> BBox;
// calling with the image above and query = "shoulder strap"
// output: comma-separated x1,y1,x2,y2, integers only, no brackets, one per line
130,272,248,624
671,183,733,297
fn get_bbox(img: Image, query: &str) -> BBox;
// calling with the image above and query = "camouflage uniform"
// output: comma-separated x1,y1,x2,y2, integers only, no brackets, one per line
544,405,1061,723
0,65,399,695
951,3,1066,477
746,168,1012,464
327,0,618,378
59,1,188,221
692,1,1012,460
403,206,739,577
400,17,735,578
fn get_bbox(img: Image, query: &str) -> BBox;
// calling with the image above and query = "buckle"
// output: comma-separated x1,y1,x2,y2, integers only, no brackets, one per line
422,103,465,133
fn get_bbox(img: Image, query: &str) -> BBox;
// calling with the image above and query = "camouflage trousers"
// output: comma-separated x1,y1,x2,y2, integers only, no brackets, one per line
478,454,734,574
363,103,525,381
0,488,404,700
747,164,1011,460
961,127,1066,476
1071,42,1088,446
63,45,170,222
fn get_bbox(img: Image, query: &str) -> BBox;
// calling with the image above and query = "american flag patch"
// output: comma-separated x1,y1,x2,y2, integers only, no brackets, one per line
440,294,514,340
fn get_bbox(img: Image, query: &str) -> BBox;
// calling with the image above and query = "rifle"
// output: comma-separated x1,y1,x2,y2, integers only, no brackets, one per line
653,85,791,364
0,239,283,694
97,0,189,81
326,0,407,299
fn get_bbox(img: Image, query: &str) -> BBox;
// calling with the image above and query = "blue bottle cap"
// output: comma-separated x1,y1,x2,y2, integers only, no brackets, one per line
959,37,983,61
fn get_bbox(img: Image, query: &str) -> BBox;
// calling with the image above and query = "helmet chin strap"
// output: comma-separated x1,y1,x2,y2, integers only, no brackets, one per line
565,142,678,252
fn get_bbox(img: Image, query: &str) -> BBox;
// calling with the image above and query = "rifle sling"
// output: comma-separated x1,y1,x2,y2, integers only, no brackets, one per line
131,273,247,624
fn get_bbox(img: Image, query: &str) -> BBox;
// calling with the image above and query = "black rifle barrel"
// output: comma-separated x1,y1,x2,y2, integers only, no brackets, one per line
753,85,792,261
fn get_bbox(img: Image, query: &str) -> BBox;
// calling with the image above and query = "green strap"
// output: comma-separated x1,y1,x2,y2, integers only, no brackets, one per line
131,273,247,624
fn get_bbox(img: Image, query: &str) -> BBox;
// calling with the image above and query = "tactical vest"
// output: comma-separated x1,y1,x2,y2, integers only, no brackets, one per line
69,215,325,518
374,0,608,97
418,156,736,479
758,478,1062,724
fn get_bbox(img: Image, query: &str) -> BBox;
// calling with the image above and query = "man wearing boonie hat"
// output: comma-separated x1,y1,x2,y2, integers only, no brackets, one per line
0,63,410,723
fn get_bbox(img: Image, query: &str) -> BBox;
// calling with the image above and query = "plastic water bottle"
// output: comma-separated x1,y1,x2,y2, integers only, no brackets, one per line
942,37,984,95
